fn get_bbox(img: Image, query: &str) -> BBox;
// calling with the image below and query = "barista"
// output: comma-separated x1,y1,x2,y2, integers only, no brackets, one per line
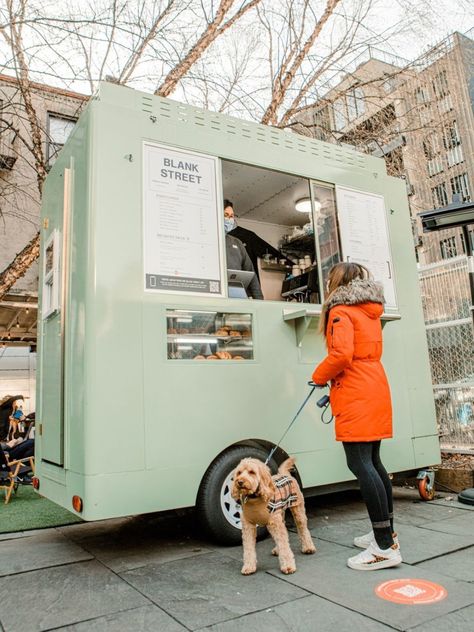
224,200,290,280
224,215,263,300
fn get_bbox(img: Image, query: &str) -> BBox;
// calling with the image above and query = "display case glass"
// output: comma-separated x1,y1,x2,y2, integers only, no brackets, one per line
166,310,253,360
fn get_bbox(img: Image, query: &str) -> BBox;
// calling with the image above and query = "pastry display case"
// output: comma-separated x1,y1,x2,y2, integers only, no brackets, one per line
166,309,253,360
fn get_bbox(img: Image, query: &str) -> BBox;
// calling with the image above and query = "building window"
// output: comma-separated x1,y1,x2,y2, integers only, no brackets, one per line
443,121,461,149
444,121,463,167
460,229,474,255
47,113,76,166
313,106,331,141
424,135,443,176
431,182,448,208
432,70,449,99
439,236,457,259
346,87,365,121
450,173,471,202
333,98,347,131
414,86,430,104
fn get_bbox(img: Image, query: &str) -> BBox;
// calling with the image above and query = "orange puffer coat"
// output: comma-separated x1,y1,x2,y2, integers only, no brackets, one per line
312,280,392,442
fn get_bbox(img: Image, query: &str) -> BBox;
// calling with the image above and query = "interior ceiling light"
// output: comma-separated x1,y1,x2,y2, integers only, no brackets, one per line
295,198,322,213
295,198,312,213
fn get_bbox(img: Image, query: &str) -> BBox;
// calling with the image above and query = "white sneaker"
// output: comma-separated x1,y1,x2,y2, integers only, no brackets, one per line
353,530,399,549
347,542,402,571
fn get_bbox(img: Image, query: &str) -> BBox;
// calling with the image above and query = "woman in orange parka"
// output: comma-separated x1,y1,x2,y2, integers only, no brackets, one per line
312,262,402,571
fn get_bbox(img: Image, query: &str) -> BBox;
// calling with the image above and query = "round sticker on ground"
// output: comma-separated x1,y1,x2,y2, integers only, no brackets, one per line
375,579,447,605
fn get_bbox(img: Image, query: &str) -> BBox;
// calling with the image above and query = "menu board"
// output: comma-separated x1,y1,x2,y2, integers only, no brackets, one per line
143,143,224,296
335,186,397,309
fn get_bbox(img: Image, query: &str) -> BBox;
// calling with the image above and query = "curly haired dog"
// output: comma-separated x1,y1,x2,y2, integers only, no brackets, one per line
231,456,316,575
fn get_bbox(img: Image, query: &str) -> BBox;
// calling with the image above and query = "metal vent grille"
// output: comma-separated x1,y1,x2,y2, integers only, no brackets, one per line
142,96,369,170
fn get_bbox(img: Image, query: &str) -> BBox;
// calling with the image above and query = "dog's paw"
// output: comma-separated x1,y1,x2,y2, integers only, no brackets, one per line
280,565,296,574
241,565,257,575
302,544,316,554
271,547,278,556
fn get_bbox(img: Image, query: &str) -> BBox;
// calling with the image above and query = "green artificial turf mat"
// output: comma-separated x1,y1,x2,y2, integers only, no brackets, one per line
0,486,83,533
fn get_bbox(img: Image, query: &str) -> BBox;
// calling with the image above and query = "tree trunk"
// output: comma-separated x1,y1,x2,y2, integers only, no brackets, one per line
0,232,40,300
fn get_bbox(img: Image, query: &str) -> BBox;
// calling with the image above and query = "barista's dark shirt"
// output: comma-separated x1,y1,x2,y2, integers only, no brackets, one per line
225,234,264,300
228,225,284,280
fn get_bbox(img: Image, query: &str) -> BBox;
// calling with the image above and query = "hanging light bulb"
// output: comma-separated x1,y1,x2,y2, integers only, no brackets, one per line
16,318,20,328
26,307,29,314
7,331,11,340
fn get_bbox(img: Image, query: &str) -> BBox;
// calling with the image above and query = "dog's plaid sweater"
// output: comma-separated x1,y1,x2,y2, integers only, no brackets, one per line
268,475,299,513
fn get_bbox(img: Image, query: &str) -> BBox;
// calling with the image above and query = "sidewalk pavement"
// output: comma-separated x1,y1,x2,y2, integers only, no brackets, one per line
0,487,473,632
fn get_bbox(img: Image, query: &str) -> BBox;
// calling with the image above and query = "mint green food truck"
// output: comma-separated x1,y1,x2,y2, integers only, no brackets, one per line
35,82,439,543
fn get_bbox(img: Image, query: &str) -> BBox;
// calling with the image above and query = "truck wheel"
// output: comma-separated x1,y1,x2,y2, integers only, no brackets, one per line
418,475,435,501
196,445,278,545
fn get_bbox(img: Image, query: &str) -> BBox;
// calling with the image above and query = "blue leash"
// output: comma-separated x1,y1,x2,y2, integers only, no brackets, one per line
265,382,326,466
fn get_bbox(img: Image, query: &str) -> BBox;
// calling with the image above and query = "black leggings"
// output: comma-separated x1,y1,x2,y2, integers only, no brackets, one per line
343,441,394,550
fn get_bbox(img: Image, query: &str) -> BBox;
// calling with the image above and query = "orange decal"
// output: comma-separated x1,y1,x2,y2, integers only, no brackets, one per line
375,579,447,605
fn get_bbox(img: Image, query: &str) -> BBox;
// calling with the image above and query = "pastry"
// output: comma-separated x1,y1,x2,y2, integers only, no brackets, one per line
215,329,229,336
229,330,240,337
168,328,177,334
232,355,244,360
207,355,218,360
216,351,232,360
193,355,206,360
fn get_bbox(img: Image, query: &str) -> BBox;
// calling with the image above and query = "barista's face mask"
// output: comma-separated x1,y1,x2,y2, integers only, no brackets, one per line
224,218,236,233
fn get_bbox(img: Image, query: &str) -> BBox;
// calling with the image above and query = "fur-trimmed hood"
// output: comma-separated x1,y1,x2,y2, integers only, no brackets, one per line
325,279,385,312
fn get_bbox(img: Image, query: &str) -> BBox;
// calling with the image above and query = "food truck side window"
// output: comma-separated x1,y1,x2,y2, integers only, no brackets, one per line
312,182,342,296
222,160,342,304
166,310,253,360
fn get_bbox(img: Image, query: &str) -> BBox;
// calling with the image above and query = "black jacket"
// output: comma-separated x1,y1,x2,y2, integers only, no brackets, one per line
225,234,263,299
228,226,284,280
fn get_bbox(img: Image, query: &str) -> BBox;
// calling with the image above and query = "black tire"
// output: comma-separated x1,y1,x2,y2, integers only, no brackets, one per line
196,444,278,545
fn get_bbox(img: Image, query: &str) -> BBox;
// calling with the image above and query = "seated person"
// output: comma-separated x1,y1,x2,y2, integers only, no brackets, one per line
0,394,24,441
225,230,263,300
224,199,291,280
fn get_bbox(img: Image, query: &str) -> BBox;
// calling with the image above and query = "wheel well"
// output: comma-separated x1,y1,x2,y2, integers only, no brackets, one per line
200,439,303,489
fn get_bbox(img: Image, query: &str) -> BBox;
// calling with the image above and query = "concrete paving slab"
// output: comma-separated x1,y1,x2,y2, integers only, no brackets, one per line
0,531,93,577
57,517,133,540
268,546,474,632
58,513,213,573
213,533,345,566
0,528,58,542
201,594,394,631
408,604,474,631
417,511,474,536
429,496,474,511
47,605,187,631
121,551,309,630
0,560,149,632
73,531,211,573
394,501,462,527
394,523,474,564
415,546,474,583
308,515,370,548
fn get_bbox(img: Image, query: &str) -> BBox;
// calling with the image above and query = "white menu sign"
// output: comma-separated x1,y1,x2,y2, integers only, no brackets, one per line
335,186,397,309
143,143,224,296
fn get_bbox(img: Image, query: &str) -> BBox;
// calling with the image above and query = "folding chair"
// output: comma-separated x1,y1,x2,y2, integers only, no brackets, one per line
0,444,35,504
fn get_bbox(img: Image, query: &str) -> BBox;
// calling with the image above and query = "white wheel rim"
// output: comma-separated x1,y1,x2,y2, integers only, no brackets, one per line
220,471,242,529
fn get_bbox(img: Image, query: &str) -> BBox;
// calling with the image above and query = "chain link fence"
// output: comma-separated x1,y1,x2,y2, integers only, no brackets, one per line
419,256,474,449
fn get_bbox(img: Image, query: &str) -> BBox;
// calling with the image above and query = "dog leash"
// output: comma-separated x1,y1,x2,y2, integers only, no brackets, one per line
265,382,326,466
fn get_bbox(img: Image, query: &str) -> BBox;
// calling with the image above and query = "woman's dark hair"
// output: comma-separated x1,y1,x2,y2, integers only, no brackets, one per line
319,262,371,336
223,199,233,209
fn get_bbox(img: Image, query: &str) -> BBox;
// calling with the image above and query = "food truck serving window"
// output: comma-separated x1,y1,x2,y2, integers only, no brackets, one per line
222,161,339,305
166,310,253,360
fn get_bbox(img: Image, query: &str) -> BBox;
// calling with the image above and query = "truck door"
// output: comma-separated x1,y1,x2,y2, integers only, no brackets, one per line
39,167,72,465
